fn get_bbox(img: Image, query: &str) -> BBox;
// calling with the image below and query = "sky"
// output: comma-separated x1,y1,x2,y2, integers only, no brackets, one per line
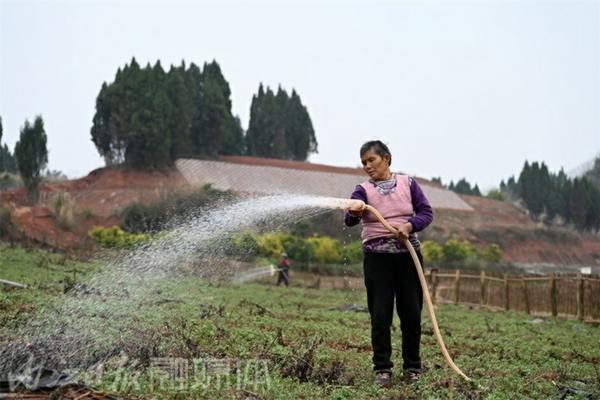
1,0,598,191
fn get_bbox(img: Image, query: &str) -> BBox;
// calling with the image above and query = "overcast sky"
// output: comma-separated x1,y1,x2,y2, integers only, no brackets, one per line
1,0,598,190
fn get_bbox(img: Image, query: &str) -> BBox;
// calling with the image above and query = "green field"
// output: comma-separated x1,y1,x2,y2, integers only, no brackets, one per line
1,243,599,399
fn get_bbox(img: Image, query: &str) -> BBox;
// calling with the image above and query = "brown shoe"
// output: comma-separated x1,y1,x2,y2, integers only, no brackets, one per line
374,370,392,388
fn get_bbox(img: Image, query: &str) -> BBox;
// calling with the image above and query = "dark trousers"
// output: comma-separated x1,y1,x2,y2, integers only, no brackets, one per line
363,251,424,372
277,269,289,286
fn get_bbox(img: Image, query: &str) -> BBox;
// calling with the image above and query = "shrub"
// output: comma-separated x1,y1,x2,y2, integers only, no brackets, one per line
486,189,504,201
423,238,503,266
441,238,469,262
89,226,149,249
232,232,259,258
53,192,74,229
306,236,341,264
121,202,155,232
80,208,95,220
482,244,502,263
421,240,443,264
256,232,285,258
279,233,312,262
339,241,363,264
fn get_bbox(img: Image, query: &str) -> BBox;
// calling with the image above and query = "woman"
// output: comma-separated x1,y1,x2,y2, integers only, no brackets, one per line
345,140,433,387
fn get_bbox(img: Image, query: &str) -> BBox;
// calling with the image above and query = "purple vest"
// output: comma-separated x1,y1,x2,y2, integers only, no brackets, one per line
360,175,414,243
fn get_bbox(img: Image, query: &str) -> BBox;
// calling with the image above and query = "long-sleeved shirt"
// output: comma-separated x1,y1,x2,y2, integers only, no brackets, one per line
344,176,434,253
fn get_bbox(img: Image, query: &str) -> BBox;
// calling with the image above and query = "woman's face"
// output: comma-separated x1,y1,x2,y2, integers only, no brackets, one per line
361,149,391,181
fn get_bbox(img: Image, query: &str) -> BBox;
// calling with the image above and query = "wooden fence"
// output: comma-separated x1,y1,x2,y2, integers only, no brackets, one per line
290,270,600,322
426,270,600,322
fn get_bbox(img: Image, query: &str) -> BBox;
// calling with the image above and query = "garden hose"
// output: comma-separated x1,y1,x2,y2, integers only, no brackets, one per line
336,198,471,381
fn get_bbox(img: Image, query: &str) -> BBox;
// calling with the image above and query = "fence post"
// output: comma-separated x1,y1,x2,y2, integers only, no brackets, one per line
431,269,438,305
522,276,530,315
454,270,461,305
550,274,558,317
504,274,509,311
479,271,486,306
577,273,584,321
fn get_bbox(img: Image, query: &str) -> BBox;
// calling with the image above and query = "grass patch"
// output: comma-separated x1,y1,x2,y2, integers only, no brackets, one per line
0,243,599,399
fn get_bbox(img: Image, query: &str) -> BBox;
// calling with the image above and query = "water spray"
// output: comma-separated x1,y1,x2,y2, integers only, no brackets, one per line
1,193,470,383
331,197,472,382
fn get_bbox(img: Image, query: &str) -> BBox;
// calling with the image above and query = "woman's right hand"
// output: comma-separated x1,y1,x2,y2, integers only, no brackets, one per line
347,200,366,216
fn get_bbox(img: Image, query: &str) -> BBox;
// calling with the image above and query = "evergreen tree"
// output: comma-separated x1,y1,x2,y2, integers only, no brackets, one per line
221,115,245,155
124,61,171,168
14,116,48,204
506,176,518,196
194,61,236,155
166,62,194,159
0,145,17,173
91,82,122,165
519,161,543,217
569,178,586,229
581,177,600,231
246,85,275,157
187,62,205,157
584,157,600,188
546,168,570,222
246,84,317,161
453,178,472,195
286,90,317,160
502,160,599,231
91,58,246,169
447,178,481,196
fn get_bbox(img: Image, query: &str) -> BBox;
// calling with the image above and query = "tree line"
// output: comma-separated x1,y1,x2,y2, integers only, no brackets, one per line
432,176,482,197
0,57,317,203
91,58,317,168
500,160,600,232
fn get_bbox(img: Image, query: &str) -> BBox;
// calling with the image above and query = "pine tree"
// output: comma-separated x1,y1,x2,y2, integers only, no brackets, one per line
194,61,238,156
221,116,245,155
14,116,48,204
246,84,317,161
91,58,246,168
166,62,194,159
518,161,546,218
584,157,600,188
582,177,600,231
124,61,172,168
286,89,317,160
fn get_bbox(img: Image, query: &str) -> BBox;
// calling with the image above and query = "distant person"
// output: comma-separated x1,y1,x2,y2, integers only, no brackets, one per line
276,253,291,287
345,140,433,387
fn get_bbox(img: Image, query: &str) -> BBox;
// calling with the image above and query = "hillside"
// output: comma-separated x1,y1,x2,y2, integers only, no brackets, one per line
0,165,599,270
431,195,600,268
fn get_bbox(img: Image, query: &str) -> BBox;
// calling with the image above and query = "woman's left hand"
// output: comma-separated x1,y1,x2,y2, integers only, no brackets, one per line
395,222,413,239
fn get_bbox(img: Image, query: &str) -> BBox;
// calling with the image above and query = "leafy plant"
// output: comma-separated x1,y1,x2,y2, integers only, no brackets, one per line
89,226,149,249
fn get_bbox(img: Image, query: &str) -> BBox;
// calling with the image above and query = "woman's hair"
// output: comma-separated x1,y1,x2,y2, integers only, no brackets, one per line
360,140,392,166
